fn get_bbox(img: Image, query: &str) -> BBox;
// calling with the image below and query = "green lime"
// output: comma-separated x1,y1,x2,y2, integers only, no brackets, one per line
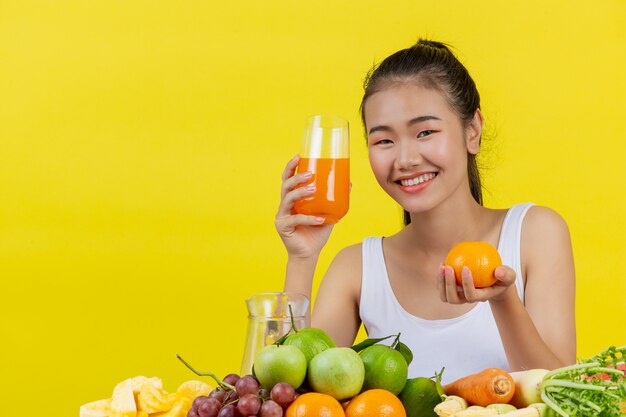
358,344,408,395
283,327,336,364
398,377,443,417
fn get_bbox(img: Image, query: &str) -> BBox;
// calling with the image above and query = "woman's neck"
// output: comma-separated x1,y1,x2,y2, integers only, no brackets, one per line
400,196,487,255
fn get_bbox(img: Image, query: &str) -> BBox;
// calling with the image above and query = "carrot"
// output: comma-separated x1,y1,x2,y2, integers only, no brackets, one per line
443,368,515,406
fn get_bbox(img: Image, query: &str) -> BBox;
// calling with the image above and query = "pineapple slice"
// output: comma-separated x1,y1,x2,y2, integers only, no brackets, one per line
176,380,212,400
110,378,137,417
129,376,163,394
150,397,192,417
137,382,174,414
80,398,111,417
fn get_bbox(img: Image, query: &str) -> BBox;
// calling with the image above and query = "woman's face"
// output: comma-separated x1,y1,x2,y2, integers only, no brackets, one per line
363,82,480,214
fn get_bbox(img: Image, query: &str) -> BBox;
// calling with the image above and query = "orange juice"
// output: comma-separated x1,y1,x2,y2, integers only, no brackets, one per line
294,157,349,223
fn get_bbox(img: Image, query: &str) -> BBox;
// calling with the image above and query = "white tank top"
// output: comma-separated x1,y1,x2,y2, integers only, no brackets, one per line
359,203,533,384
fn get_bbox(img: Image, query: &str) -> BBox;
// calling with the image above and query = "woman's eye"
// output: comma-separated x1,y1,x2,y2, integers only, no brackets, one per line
371,138,393,146
417,130,434,138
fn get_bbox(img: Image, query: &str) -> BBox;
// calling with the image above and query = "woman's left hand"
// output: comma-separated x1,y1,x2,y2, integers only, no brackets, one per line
437,265,517,304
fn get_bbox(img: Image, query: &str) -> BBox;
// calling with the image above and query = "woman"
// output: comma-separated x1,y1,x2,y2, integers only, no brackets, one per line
275,40,576,383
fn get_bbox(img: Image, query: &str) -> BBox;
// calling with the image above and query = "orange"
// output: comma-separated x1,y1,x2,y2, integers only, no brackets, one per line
445,241,502,288
286,392,346,417
345,389,406,417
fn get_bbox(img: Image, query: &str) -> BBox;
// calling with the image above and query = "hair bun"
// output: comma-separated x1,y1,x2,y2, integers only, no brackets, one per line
417,39,450,50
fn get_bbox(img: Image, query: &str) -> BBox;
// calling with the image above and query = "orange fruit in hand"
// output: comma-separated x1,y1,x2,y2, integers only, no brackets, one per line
345,389,406,417
286,392,346,417
445,241,502,288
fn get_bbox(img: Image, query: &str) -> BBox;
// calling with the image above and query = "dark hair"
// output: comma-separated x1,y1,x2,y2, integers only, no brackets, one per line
360,39,483,226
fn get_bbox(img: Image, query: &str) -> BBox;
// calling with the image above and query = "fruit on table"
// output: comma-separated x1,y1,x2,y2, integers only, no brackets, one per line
282,327,336,364
307,347,365,401
398,376,443,417
79,376,210,417
271,382,297,408
445,241,502,288
80,398,112,417
111,378,137,417
285,392,345,417
254,344,307,390
189,375,299,417
344,388,406,417
359,344,408,395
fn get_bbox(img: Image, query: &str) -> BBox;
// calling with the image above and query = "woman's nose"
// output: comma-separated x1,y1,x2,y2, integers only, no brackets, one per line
394,140,422,170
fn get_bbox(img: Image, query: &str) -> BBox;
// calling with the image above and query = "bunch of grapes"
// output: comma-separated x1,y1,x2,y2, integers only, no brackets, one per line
188,373,297,417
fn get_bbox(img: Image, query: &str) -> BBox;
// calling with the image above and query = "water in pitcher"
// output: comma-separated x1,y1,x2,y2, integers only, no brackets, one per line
240,292,309,376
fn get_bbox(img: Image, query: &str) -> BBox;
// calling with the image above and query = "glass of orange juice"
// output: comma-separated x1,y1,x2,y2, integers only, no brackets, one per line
293,114,350,224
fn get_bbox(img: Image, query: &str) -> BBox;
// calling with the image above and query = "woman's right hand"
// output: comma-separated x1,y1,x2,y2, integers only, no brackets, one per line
275,154,334,259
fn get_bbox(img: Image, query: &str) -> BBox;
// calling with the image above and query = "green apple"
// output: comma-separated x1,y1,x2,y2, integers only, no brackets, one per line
307,347,365,400
253,344,307,390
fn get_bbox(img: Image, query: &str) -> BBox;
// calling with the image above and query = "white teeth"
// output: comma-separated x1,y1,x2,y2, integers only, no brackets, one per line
400,173,436,186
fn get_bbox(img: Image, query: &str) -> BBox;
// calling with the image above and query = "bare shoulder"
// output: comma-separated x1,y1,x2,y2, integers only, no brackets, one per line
324,242,363,290
521,205,574,280
331,242,362,266
523,205,571,242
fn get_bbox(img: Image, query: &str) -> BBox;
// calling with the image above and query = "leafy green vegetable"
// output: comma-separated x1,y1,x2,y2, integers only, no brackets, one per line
540,346,626,417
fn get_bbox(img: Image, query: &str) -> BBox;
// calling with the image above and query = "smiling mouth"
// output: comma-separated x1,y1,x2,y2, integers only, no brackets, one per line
397,172,437,186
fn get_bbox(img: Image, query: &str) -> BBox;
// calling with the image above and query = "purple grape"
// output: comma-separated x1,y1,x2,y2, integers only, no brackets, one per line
259,400,283,417
209,389,227,403
188,410,200,417
198,398,222,417
236,375,260,396
223,373,241,386
237,393,261,416
192,396,208,413
270,383,296,409
217,404,241,417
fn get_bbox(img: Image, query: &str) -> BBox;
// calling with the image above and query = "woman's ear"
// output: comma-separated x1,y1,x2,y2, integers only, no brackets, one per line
465,109,483,155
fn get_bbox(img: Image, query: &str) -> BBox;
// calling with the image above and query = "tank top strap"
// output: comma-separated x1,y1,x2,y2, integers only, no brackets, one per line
360,236,388,316
497,203,534,302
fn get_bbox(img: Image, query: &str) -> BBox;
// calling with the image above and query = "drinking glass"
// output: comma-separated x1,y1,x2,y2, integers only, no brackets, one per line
293,114,350,224
240,292,309,376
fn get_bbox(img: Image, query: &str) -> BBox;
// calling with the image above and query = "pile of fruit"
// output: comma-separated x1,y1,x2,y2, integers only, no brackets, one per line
175,328,425,417
81,328,626,417
80,376,212,417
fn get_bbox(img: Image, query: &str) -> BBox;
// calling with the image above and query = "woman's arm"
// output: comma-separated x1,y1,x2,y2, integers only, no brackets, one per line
309,244,363,347
277,155,335,319
438,206,576,370
490,206,576,370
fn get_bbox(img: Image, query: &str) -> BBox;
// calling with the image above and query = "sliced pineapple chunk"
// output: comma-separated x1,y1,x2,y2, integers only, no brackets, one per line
176,380,212,400
80,398,111,417
150,397,192,417
110,378,137,417
129,376,163,394
137,382,174,414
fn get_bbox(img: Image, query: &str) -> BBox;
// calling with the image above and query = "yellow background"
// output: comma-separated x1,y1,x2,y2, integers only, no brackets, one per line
1,1,624,415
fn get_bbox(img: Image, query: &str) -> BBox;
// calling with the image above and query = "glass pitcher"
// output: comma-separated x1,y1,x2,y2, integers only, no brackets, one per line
240,292,309,376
